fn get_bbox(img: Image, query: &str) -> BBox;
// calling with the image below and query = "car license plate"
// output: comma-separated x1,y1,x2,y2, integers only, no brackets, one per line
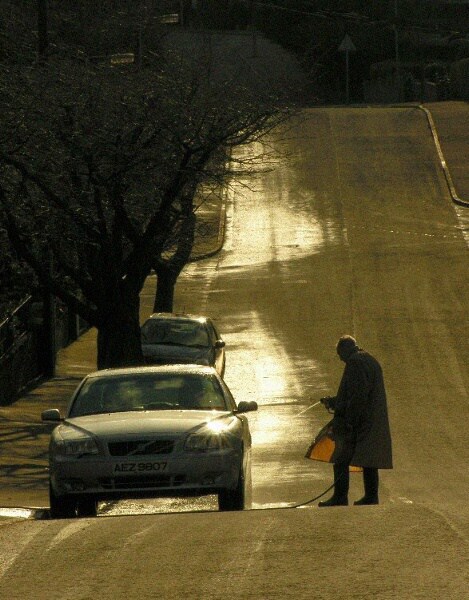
113,462,167,473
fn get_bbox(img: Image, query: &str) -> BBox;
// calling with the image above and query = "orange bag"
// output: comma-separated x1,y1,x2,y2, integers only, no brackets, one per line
305,420,362,472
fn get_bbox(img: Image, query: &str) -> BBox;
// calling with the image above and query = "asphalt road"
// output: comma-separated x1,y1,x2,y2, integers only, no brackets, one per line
0,105,468,599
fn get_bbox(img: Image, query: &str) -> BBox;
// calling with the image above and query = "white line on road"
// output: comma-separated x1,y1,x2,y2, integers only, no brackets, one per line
46,520,94,552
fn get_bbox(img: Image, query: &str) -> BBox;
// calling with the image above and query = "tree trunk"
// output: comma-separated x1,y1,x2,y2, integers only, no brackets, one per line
153,265,178,313
96,300,143,370
153,211,196,313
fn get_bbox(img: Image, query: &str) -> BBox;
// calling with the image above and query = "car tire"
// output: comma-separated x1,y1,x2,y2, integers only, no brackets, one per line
76,496,98,518
218,469,245,511
49,483,77,519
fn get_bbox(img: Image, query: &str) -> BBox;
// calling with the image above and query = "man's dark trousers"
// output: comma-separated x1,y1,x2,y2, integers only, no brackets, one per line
333,463,379,501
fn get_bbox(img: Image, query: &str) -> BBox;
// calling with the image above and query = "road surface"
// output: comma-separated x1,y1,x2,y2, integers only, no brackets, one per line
0,106,467,599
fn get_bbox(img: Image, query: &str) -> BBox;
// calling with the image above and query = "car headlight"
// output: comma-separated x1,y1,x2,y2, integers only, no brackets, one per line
184,421,231,452
53,430,99,457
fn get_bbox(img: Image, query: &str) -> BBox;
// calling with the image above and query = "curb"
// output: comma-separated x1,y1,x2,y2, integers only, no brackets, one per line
190,189,227,262
418,104,469,209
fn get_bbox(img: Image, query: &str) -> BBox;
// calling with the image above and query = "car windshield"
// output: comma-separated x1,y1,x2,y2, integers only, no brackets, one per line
141,319,209,347
69,373,228,417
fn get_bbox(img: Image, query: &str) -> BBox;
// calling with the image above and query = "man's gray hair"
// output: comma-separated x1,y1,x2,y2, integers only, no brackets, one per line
336,335,358,352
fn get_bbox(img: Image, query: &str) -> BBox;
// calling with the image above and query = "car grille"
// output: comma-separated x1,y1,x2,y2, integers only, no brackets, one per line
99,474,186,490
108,440,174,457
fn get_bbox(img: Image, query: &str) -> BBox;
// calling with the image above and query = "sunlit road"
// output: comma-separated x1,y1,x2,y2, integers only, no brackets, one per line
100,105,469,525
1,106,467,599
140,106,469,522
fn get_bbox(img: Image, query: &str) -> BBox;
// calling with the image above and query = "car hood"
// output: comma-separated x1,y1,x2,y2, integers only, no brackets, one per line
62,410,232,438
141,344,209,360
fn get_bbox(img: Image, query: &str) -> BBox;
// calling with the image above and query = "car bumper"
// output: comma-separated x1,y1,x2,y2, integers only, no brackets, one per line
50,450,241,499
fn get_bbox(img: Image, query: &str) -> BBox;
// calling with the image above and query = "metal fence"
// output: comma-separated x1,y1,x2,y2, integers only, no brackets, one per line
0,295,88,406
0,297,40,405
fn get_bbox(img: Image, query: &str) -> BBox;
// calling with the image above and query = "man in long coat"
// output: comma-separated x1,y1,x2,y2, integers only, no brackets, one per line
318,335,393,507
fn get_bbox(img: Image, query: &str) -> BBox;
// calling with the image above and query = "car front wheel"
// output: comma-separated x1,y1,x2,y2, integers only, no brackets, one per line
76,496,98,518
218,470,245,511
49,483,77,519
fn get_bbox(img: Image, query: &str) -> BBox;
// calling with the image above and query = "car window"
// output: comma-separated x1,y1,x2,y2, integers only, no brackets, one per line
206,321,218,345
69,374,228,417
141,319,209,347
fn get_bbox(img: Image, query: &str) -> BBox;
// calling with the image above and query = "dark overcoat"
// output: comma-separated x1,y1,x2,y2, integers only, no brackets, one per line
330,349,393,469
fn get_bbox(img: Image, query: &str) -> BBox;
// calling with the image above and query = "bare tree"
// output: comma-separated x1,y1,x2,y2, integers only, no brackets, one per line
0,25,291,368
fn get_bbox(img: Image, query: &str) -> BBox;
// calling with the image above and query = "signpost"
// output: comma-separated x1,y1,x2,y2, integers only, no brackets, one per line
338,34,356,104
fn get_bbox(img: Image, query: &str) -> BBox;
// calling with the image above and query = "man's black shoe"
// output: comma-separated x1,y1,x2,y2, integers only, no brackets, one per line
353,496,379,505
318,496,348,507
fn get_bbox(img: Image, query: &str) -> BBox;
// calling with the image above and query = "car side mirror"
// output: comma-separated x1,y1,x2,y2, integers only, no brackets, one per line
41,409,63,422
236,401,258,413
215,340,225,349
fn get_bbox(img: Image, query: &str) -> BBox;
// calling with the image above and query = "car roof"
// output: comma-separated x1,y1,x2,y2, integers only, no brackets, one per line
144,312,210,324
85,364,218,380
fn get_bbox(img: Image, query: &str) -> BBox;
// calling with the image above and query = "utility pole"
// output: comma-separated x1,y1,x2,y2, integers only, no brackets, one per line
250,0,257,58
41,249,56,378
136,0,149,70
394,0,401,102
180,0,185,27
338,34,356,104
37,0,49,58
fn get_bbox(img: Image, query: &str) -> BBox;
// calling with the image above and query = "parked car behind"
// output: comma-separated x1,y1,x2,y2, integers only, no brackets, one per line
141,313,226,376
42,365,258,518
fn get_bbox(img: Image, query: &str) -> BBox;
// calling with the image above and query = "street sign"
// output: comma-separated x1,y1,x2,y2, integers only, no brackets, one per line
338,34,356,53
338,35,356,104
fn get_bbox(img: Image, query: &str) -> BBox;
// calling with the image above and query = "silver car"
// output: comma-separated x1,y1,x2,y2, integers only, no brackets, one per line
141,313,226,376
42,365,257,518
